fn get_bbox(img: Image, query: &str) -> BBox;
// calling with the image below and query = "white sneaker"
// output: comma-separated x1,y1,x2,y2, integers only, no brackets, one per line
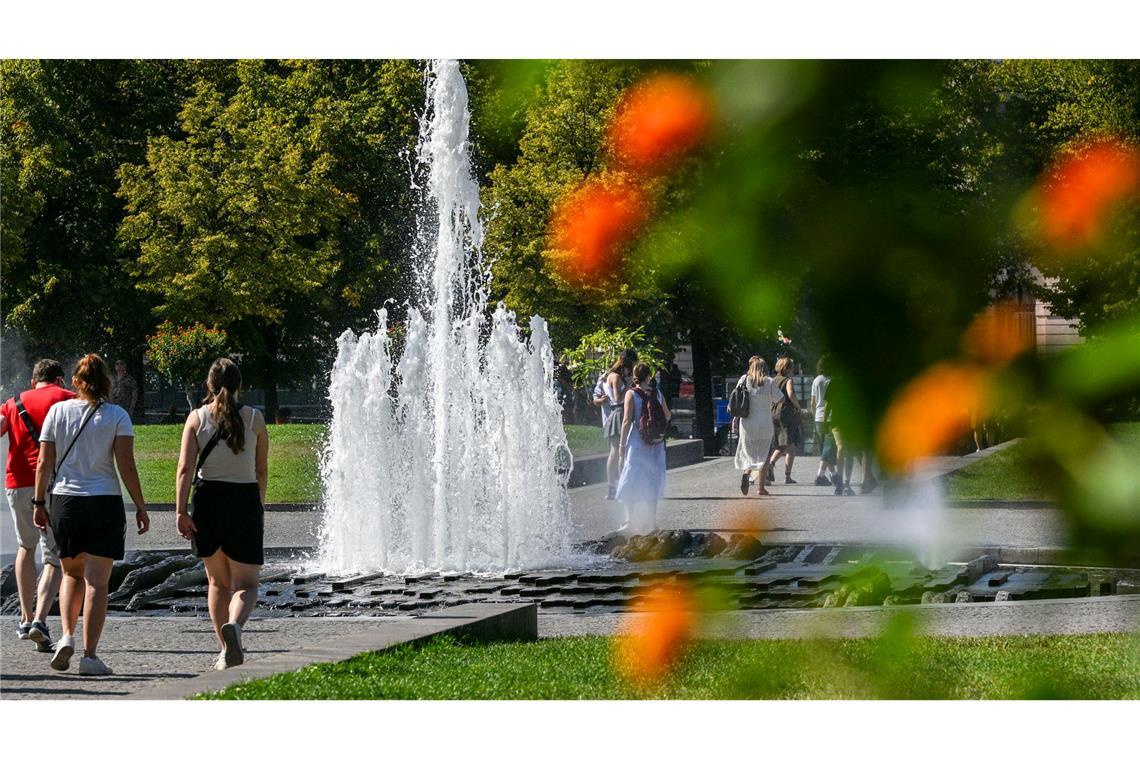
220,622,244,668
78,655,114,676
50,634,75,671
214,652,230,671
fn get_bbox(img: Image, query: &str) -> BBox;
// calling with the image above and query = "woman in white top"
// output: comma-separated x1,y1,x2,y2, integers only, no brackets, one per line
33,353,149,676
175,358,269,670
732,356,783,496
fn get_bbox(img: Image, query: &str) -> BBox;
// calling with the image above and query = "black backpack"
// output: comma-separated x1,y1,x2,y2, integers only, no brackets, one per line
635,387,668,446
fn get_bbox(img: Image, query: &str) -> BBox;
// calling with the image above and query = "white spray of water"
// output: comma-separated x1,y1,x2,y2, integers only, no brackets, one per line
317,60,574,574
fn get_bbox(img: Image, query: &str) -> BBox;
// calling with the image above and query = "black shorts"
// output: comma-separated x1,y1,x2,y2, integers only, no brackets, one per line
51,494,126,561
191,480,264,565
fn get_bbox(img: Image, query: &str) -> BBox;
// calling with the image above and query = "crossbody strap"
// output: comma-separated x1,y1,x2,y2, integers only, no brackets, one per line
53,401,103,483
193,404,243,487
13,396,41,449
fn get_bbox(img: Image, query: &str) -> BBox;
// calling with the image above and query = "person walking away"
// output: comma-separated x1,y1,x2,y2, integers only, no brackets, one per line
1,359,75,651
732,356,783,496
810,355,837,486
111,360,138,421
667,362,683,408
616,363,671,534
175,358,268,670
767,357,803,485
33,354,149,675
593,349,636,500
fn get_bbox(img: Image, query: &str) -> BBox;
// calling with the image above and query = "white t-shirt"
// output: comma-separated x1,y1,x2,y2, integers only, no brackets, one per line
811,374,831,422
40,399,134,496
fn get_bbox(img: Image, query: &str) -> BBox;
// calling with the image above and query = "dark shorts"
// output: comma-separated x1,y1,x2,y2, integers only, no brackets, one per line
816,421,837,464
51,494,126,561
191,480,264,566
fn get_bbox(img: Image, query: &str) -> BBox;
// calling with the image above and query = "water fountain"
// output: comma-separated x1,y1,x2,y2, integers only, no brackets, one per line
317,60,574,575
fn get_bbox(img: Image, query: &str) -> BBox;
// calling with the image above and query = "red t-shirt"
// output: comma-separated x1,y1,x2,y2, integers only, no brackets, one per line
2,385,77,489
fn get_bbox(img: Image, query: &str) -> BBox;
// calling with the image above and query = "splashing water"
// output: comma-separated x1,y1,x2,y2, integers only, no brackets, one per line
317,60,574,574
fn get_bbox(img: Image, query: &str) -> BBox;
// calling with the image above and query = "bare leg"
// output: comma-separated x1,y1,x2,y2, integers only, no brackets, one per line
33,562,62,623
606,437,621,490
59,556,87,637
226,554,261,628
14,546,35,623
81,557,114,658
203,551,234,648
756,463,770,496
785,444,797,480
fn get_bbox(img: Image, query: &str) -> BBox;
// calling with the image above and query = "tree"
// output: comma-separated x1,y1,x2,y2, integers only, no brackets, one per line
145,322,229,409
117,61,419,419
481,60,669,352
1,60,196,414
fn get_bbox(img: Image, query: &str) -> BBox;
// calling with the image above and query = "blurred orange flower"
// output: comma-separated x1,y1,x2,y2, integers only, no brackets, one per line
961,300,1034,366
1039,138,1140,250
877,363,991,473
609,73,711,173
615,579,697,685
549,179,647,285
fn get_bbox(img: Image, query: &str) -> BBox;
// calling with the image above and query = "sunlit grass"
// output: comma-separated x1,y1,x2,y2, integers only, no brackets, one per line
945,422,1140,501
199,633,1140,700
133,423,609,503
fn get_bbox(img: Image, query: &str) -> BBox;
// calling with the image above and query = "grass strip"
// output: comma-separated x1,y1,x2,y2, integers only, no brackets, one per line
200,632,1140,700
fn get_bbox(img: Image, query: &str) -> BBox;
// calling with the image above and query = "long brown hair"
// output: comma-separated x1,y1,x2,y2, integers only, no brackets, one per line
72,354,112,403
205,358,245,454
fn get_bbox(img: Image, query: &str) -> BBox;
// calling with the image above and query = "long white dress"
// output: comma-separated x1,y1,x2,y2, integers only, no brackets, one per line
733,375,783,472
615,388,667,534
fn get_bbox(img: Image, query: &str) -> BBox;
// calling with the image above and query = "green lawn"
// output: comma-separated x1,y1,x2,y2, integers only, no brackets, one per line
944,422,1140,501
134,423,325,503
199,632,1140,700
133,422,608,503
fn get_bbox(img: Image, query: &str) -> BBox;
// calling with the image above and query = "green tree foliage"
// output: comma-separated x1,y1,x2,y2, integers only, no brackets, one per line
1,60,194,368
561,326,665,387
145,322,229,409
116,60,423,416
985,60,1140,336
481,61,669,352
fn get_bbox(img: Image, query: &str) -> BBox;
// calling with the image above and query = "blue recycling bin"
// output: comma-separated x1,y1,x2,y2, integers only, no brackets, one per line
714,398,731,427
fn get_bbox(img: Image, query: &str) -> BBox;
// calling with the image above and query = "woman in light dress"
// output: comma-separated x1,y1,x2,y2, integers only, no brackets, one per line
733,356,783,496
615,362,671,534
594,350,636,500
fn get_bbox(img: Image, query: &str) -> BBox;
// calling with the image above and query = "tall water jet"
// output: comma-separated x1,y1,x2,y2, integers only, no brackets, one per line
317,60,574,574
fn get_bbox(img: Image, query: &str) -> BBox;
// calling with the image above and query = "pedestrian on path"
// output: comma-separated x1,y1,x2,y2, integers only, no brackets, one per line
33,353,149,676
810,355,838,486
594,349,636,500
1,359,75,652
767,357,803,485
732,356,783,496
175,358,268,671
616,362,671,534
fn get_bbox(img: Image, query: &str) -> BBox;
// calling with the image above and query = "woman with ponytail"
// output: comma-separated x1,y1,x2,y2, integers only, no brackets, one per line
175,358,269,670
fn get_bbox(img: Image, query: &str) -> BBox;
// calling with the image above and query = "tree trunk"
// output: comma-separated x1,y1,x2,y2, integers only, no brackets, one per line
263,323,280,423
690,331,716,455
183,384,196,412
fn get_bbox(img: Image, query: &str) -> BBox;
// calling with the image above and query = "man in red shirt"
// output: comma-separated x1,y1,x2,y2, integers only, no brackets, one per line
1,358,76,651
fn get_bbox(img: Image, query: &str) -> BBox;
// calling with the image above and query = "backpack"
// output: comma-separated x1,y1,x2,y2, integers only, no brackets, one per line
635,387,668,446
727,377,750,418
771,375,797,427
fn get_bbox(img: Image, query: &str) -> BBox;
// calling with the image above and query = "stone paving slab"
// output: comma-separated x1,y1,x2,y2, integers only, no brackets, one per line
0,604,536,700
537,594,1140,640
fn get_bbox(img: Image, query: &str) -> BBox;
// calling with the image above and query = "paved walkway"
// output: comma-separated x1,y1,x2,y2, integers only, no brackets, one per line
2,450,1065,563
